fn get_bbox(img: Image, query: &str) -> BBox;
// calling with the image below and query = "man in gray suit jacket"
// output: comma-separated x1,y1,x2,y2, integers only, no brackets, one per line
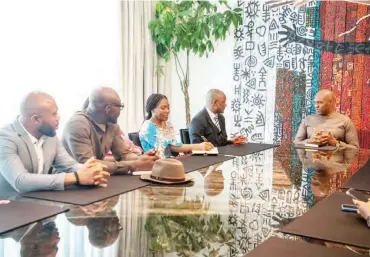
189,89,246,147
0,92,110,194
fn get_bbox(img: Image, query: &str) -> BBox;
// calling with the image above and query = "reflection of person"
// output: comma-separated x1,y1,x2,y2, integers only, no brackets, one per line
353,199,370,228
189,89,246,146
66,196,121,248
0,221,60,257
297,145,358,172
297,146,358,204
0,92,109,193
310,170,331,202
294,90,359,148
62,87,158,175
139,94,213,158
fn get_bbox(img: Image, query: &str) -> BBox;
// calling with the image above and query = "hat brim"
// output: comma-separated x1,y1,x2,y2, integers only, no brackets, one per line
140,173,193,184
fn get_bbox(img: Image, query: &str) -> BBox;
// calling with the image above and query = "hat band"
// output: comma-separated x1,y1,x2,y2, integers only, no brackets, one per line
150,175,186,182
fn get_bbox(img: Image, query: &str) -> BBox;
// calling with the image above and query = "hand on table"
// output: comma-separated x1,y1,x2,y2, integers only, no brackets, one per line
78,157,110,187
135,153,160,170
231,136,247,145
200,142,214,151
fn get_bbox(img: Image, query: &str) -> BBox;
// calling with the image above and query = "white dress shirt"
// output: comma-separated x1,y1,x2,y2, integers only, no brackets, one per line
19,118,45,174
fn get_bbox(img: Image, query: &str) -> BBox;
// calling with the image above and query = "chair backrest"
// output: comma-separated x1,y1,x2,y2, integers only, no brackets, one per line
180,129,190,144
128,132,142,148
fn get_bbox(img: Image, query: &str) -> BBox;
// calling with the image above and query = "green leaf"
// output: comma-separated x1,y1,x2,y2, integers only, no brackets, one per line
202,23,210,38
207,41,214,52
234,7,243,13
214,14,221,26
226,15,232,28
155,2,163,14
217,27,223,36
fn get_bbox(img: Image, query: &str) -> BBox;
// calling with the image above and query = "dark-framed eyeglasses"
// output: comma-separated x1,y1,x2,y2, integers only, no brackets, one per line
108,103,125,110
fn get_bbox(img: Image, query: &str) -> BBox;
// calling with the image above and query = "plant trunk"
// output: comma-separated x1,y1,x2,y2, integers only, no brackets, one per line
184,83,191,127
185,50,191,127
173,50,191,127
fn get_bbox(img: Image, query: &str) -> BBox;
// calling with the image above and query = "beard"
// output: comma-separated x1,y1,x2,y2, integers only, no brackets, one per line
108,115,119,124
39,122,56,137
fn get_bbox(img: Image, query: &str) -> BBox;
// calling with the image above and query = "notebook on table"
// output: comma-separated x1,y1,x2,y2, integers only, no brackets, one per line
192,147,219,156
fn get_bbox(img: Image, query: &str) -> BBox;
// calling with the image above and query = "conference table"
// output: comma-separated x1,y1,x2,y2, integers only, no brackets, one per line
0,144,370,257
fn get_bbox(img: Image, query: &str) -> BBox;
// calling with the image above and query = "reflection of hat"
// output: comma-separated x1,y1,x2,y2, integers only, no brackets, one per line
141,159,192,184
204,170,224,197
151,186,185,202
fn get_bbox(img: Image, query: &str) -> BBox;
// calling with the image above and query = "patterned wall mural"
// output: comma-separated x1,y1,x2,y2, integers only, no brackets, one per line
231,0,370,148
228,1,370,255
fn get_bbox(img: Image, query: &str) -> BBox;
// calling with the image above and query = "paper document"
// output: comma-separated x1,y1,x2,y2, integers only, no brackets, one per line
132,171,152,176
192,147,219,156
304,143,319,148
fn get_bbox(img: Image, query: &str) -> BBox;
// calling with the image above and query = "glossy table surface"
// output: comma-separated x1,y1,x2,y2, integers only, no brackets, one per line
1,144,369,257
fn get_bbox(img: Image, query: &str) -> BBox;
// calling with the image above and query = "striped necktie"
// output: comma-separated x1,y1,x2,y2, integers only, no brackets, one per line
214,115,221,131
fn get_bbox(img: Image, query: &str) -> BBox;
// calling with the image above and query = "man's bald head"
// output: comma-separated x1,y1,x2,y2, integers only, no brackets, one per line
87,87,123,124
206,89,227,114
20,92,57,119
88,87,121,111
314,89,336,115
316,89,335,102
19,91,59,138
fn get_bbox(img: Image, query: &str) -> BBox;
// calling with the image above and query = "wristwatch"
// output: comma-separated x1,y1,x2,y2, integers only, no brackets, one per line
367,216,370,228
74,172,80,185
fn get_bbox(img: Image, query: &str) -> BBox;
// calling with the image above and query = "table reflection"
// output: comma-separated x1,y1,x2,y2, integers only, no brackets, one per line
1,146,370,257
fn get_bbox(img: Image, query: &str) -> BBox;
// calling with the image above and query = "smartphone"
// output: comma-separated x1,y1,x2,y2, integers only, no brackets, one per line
341,204,358,213
346,188,369,202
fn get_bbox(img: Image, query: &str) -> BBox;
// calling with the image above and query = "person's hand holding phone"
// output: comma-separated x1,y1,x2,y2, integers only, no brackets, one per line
346,188,370,221
353,199,370,220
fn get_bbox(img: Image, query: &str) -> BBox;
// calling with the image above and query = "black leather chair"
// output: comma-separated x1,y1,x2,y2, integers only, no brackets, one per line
180,129,190,144
128,132,142,148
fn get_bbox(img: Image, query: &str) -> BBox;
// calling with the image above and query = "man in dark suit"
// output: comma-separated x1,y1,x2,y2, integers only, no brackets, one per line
189,89,246,146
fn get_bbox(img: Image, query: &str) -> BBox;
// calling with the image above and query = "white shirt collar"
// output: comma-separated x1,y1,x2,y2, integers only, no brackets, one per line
206,108,217,120
18,117,45,146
